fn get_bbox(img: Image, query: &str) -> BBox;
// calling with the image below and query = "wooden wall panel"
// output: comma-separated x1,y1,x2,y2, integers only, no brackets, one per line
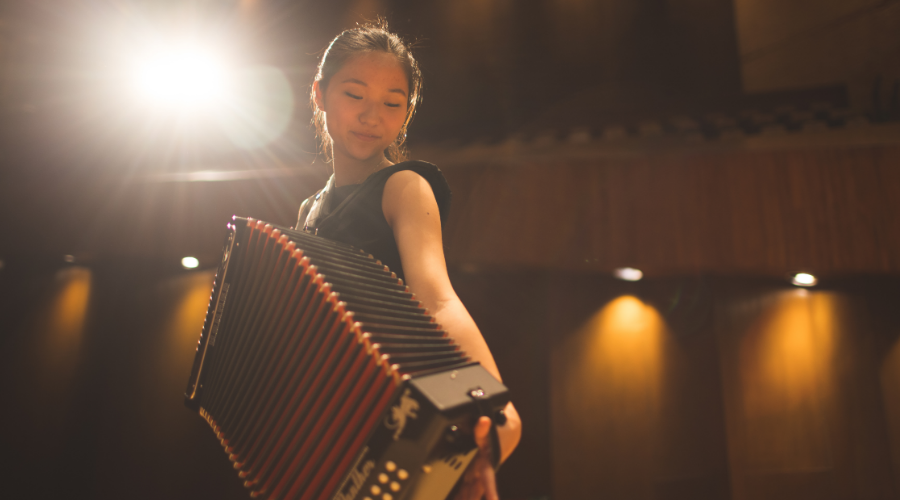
0,265,251,500
548,278,898,500
714,289,838,500
0,165,330,263
440,145,900,276
551,296,666,500
882,326,900,498
548,277,730,500
713,286,897,500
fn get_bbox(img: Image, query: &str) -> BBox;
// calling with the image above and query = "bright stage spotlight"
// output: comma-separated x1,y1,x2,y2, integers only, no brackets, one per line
130,42,231,111
613,267,643,282
791,272,817,287
181,257,200,269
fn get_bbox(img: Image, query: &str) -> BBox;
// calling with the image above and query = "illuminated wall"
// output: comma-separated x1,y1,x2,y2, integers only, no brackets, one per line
551,283,898,500
11,267,93,464
718,287,898,499
86,269,223,499
733,290,836,473
551,296,669,500
0,265,257,500
881,325,900,498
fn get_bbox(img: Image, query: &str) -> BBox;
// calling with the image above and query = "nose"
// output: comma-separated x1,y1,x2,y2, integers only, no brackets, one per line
359,100,380,125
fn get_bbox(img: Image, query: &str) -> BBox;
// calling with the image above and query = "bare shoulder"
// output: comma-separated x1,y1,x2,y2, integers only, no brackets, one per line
383,169,439,226
384,169,431,195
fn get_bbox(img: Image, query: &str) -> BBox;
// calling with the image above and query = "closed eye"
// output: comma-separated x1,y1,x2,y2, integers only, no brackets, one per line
385,102,401,108
345,92,362,100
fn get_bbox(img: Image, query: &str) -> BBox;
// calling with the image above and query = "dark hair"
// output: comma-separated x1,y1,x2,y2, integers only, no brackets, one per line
312,20,422,163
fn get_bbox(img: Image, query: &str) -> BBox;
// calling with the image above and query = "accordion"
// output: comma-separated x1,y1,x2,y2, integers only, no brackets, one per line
184,217,509,500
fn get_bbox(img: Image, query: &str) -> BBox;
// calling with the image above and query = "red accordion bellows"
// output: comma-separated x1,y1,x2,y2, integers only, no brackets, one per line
185,217,508,500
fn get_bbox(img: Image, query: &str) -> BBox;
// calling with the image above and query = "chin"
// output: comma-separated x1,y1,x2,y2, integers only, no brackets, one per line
348,146,388,163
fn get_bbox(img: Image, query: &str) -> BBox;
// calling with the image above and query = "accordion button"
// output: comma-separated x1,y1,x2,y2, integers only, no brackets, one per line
398,469,410,480
370,485,381,495
378,473,389,484
390,482,400,492
385,461,397,472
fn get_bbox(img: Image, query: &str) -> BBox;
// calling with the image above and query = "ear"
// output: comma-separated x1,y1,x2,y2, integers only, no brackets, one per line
313,81,326,111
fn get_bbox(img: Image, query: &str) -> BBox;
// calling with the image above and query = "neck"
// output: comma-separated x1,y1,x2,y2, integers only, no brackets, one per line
332,150,393,187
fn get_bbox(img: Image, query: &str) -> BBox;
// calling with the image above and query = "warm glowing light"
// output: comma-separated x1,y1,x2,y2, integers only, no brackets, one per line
26,267,92,443
613,267,643,281
884,326,900,452
159,270,217,394
562,296,666,394
551,295,668,483
131,42,231,111
63,255,75,263
49,268,92,338
737,290,835,469
791,272,817,287
181,257,200,269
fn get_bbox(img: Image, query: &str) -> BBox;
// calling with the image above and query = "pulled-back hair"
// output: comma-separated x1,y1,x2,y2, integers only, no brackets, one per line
311,20,422,163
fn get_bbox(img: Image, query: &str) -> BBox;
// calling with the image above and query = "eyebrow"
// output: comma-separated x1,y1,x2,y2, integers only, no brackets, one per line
341,78,408,97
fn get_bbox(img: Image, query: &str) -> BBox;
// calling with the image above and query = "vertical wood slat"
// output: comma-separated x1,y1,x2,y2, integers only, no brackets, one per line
440,145,900,276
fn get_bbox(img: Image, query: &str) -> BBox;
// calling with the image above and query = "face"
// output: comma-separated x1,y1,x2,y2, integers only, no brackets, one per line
316,52,409,166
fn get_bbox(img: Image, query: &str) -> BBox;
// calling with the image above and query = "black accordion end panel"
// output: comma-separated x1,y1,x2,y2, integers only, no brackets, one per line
184,217,509,500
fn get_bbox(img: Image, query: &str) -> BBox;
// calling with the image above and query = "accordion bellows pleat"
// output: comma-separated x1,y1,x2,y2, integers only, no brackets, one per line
184,217,508,500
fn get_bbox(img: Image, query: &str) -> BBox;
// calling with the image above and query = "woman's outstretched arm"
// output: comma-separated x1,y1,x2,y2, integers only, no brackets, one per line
382,170,522,465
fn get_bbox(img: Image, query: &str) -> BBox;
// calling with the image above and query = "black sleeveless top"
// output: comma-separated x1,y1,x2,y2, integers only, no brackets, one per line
295,161,452,282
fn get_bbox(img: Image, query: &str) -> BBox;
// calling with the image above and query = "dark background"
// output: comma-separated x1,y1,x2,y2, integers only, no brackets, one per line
2,1,900,499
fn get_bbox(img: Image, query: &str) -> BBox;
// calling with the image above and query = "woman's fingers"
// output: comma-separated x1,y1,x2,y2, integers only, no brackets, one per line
472,417,500,500
454,454,492,500
457,469,485,500
479,455,499,500
452,417,500,500
474,416,492,451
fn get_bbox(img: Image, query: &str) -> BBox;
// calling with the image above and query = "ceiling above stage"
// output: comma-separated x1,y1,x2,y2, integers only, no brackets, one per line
1,0,898,157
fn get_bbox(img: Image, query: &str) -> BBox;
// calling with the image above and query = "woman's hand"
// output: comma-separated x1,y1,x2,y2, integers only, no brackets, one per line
453,417,499,500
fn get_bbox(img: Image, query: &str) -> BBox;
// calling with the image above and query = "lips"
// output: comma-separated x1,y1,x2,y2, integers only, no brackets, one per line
351,131,381,142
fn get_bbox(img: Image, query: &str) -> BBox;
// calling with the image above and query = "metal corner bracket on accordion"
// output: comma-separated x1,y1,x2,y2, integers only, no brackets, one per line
184,217,510,500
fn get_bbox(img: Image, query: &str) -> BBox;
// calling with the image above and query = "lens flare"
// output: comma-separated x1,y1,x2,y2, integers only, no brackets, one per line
215,66,295,150
131,42,231,111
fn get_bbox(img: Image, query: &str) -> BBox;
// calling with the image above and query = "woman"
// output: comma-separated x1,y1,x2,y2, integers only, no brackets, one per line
295,21,521,500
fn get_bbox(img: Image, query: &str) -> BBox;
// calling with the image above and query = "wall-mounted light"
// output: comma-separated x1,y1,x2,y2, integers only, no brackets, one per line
64,255,76,263
613,267,643,281
791,272,817,287
181,257,200,269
